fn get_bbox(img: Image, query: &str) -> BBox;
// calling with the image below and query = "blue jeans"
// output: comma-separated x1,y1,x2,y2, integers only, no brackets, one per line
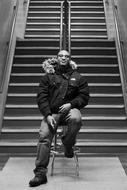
34,108,82,176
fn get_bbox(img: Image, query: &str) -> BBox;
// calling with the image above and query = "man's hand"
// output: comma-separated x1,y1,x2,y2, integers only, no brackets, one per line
46,115,56,130
59,103,71,114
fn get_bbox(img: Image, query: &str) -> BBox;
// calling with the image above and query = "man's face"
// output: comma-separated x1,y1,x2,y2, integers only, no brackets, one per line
57,50,70,66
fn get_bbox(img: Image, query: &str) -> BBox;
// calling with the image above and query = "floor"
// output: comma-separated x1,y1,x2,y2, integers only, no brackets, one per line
1,155,127,190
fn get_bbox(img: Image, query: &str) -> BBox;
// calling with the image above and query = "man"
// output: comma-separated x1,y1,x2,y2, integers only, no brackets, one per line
29,50,89,187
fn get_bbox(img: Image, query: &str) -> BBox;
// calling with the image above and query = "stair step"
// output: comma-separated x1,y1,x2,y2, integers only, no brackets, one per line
16,39,60,47
10,73,121,83
27,22,106,26
4,105,125,115
3,116,127,121
2,127,127,134
2,127,127,140
15,46,116,55
25,29,106,32
8,83,121,87
0,139,127,154
7,93,123,98
24,35,60,39
5,104,125,109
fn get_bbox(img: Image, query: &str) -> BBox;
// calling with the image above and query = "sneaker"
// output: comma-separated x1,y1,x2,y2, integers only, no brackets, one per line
64,146,74,158
29,175,47,187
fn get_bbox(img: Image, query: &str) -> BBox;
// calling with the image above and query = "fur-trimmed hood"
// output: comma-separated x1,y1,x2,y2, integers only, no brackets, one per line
42,57,77,74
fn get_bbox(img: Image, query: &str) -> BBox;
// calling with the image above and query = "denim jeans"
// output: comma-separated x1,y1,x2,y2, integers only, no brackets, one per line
34,108,82,176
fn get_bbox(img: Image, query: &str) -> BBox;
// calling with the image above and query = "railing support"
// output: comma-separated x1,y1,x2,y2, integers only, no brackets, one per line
111,0,127,116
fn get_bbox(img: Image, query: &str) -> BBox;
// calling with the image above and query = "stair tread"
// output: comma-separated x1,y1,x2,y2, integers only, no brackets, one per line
26,22,106,25
25,28,107,31
29,6,104,8
17,39,112,42
29,11,104,13
5,104,125,108
12,63,118,67
27,16,105,19
14,55,117,58
11,73,120,76
1,139,127,146
7,93,123,97
4,116,127,120
30,1,103,3
2,127,127,133
9,83,121,86
13,64,118,67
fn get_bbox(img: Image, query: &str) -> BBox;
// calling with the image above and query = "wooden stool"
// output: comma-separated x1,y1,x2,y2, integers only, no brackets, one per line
50,129,80,176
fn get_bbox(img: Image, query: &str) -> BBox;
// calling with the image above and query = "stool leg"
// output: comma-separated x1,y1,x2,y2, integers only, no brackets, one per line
51,133,57,176
51,153,55,176
74,152,79,176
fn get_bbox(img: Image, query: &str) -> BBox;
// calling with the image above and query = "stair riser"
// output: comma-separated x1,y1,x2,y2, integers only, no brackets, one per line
71,8,104,12
4,108,125,116
17,40,114,47
28,13,61,17
12,66,119,73
27,18,105,23
71,41,115,47
25,31,60,35
29,3,61,6
27,24,60,29
2,132,127,140
27,18,60,23
71,25,106,29
30,2,103,6
71,13,105,17
3,119,127,127
71,49,116,55
13,57,118,64
0,146,127,154
8,86,122,94
15,48,116,55
6,96,124,105
26,25,107,29
28,13,105,18
29,8,61,11
16,40,59,47
25,35,60,39
71,19,105,23
71,3,103,6
15,48,59,55
10,75,121,83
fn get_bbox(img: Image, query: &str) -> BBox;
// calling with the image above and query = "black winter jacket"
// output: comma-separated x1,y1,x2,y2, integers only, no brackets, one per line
37,67,89,117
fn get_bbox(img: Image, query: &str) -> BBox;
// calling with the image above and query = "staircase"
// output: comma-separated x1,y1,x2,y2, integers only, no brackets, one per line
25,0,61,39
0,0,127,155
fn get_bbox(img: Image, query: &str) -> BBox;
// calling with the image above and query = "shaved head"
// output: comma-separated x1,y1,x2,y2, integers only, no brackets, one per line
57,50,70,66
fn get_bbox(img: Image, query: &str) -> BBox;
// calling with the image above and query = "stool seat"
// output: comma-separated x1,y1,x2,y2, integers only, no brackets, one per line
50,131,80,176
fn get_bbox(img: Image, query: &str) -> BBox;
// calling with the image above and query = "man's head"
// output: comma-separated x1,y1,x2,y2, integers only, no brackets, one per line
57,50,70,66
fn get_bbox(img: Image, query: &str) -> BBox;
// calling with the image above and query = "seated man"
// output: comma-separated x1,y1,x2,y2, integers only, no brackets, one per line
29,50,89,187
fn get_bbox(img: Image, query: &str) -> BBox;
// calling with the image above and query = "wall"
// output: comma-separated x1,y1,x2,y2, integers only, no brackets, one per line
0,0,29,132
116,0,127,81
0,0,15,90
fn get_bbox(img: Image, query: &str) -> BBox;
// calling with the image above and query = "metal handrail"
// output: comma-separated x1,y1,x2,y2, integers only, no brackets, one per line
0,0,19,132
68,1,71,55
23,0,30,38
60,1,64,51
111,0,127,115
0,0,19,92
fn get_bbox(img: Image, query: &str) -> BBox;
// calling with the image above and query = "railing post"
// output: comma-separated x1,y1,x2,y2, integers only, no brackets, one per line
111,0,127,116
63,0,69,51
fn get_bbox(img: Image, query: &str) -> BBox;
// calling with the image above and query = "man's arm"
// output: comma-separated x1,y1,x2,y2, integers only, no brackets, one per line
37,74,52,117
70,75,89,109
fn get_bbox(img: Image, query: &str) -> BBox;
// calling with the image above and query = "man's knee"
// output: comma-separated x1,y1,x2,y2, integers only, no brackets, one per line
69,108,82,124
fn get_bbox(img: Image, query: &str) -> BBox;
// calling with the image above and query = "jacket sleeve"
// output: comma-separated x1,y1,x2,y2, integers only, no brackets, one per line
36,74,52,117
70,75,89,109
